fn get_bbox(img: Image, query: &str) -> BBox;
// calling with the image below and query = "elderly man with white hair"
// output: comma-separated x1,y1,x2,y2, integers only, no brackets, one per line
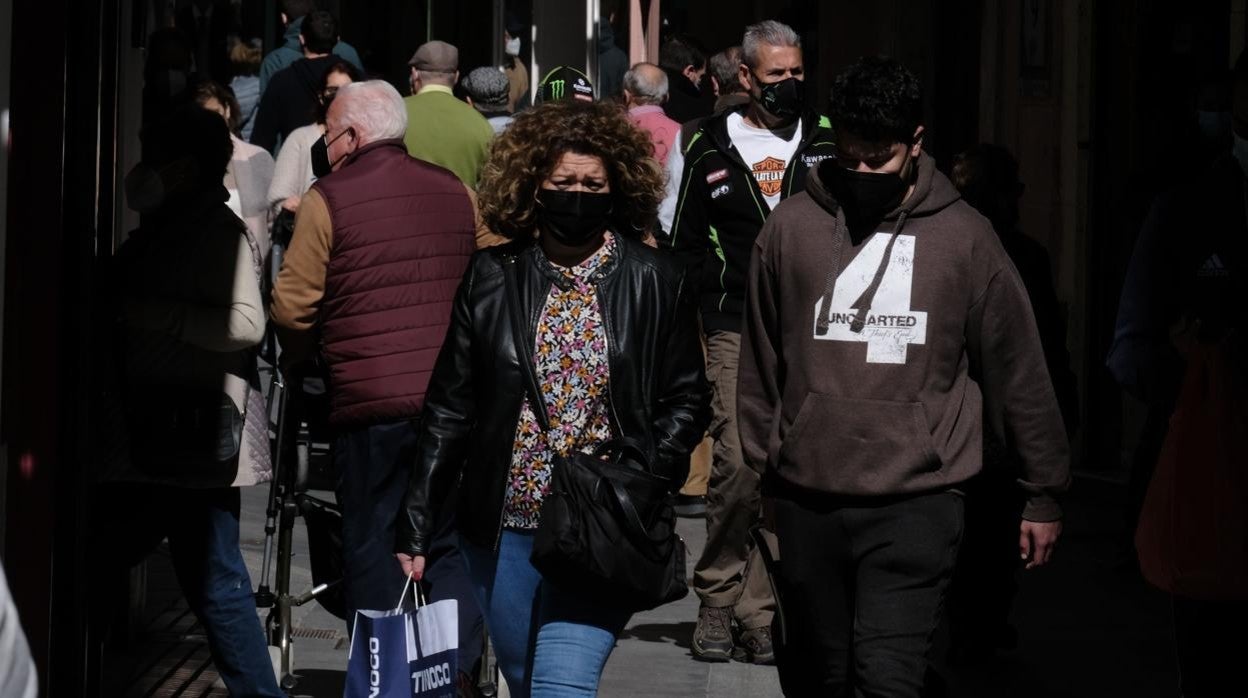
271,80,482,645
624,62,682,165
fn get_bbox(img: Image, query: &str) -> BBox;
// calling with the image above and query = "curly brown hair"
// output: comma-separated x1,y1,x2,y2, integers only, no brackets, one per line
478,100,665,240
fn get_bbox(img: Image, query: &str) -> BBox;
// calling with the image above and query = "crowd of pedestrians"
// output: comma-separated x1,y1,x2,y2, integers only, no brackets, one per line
53,2,1243,698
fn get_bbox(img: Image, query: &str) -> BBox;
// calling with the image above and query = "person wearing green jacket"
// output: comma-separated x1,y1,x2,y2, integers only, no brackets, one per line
403,41,494,189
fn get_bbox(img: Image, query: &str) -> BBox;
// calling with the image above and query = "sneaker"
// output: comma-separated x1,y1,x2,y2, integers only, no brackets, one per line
732,626,776,665
674,494,707,518
691,606,734,662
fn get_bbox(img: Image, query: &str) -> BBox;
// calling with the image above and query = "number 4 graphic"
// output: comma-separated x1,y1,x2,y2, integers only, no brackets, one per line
812,233,928,364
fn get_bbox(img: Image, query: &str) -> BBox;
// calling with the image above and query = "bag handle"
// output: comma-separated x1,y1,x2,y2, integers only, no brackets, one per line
396,574,414,612
601,473,669,548
592,436,652,472
395,574,428,612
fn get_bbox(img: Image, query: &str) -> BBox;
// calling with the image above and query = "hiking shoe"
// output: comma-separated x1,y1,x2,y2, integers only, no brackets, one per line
692,606,734,662
732,625,776,665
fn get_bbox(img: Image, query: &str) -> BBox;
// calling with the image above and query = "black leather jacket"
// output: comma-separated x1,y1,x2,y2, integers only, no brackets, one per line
397,235,711,556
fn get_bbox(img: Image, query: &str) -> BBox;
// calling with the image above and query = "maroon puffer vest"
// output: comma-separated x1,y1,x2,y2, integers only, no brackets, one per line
314,139,475,426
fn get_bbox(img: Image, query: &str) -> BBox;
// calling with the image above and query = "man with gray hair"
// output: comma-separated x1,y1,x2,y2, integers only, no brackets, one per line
461,66,514,134
403,40,494,187
272,79,481,650
669,20,836,664
624,62,681,164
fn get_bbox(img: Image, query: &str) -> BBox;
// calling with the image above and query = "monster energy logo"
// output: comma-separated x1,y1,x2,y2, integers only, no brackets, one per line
548,79,566,100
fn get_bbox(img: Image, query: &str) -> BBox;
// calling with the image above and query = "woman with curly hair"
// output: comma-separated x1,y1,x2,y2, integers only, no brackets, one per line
396,99,710,696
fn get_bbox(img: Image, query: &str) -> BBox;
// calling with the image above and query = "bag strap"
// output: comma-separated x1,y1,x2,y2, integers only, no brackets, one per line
603,476,651,538
501,255,552,432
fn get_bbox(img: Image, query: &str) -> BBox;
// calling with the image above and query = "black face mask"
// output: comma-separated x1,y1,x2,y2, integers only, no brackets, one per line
311,128,352,178
535,189,613,246
822,154,915,232
753,74,804,122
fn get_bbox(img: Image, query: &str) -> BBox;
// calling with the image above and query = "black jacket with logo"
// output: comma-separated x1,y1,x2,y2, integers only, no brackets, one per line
669,107,836,333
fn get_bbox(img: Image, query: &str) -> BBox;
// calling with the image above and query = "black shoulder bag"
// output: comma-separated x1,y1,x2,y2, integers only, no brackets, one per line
500,254,688,612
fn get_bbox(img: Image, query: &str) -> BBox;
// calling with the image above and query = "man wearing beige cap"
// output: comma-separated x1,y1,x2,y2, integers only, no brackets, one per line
403,40,494,188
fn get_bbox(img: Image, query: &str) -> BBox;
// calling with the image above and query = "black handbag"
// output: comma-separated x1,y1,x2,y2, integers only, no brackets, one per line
500,254,689,611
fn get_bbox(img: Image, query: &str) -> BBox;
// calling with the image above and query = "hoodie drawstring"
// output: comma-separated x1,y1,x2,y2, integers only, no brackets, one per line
816,210,912,336
849,210,911,333
815,216,849,336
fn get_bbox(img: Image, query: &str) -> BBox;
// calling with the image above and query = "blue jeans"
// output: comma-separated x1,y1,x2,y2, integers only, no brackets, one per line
461,530,631,698
101,485,282,697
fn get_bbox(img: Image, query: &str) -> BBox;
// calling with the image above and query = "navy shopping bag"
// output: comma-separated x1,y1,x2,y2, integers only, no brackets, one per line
345,579,459,698
409,594,459,696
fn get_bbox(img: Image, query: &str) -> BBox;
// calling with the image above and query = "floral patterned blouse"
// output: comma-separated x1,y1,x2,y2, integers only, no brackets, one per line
502,234,617,530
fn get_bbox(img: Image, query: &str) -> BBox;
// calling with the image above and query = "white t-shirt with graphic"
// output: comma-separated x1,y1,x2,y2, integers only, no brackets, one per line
727,112,803,210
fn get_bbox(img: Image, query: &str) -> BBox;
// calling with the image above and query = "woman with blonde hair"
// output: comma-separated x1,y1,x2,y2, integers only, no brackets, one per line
396,100,710,697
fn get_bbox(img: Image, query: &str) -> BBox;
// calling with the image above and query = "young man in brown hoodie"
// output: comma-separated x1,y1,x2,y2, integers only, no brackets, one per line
738,56,1070,696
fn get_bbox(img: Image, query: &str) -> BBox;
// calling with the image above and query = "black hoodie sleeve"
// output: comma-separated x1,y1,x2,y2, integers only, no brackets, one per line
967,255,1072,522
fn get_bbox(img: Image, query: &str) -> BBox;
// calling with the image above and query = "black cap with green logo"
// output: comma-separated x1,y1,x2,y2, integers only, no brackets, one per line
537,66,595,104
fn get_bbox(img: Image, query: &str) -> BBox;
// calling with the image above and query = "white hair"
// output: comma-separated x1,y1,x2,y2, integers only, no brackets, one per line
623,63,668,106
334,80,408,143
742,20,801,69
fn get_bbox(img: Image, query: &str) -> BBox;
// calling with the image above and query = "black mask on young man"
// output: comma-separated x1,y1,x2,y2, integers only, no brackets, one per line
535,189,613,246
822,153,915,232
753,74,804,123
310,128,353,179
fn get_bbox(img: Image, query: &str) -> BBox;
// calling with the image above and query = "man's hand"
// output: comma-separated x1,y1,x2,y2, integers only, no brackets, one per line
1019,520,1062,570
281,195,302,213
395,553,426,581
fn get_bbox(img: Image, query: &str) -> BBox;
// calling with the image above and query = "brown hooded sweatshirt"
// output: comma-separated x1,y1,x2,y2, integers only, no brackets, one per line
738,153,1070,521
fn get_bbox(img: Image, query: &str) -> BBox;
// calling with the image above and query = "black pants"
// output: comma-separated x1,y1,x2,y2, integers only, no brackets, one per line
334,419,485,674
946,464,1024,657
773,489,964,698
1173,596,1248,697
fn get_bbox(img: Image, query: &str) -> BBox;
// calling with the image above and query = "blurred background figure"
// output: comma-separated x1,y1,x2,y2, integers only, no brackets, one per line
251,10,345,153
268,59,361,218
142,28,197,126
502,13,530,112
659,36,711,123
597,0,628,99
105,106,278,697
259,0,362,95
193,80,276,276
1106,51,1248,698
0,564,37,698
462,66,515,135
947,143,1079,665
173,0,235,84
228,37,264,142
623,62,679,165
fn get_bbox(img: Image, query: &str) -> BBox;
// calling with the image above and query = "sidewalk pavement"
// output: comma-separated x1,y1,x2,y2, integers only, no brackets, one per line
126,476,1180,697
